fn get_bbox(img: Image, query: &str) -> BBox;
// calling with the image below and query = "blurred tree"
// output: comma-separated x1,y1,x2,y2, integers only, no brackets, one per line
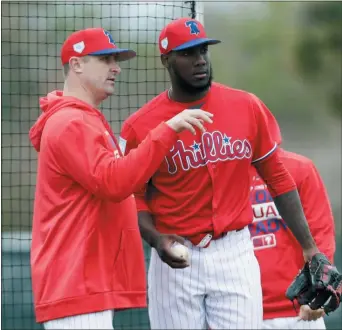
294,2,342,118
205,2,340,129
207,3,322,125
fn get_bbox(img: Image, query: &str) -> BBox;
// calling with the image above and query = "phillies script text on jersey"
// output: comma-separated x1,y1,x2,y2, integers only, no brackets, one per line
120,83,277,239
165,131,252,174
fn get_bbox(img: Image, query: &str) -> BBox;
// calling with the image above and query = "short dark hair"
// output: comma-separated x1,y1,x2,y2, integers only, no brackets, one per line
63,63,70,77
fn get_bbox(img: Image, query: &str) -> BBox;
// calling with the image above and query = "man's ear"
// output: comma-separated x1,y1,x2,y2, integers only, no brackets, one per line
160,54,169,69
69,56,83,74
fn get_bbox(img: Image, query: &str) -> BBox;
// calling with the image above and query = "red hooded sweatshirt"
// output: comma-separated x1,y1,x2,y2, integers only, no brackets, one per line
248,110,335,320
29,90,178,323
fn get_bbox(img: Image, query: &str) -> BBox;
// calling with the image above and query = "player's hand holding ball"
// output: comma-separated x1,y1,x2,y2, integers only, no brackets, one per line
166,109,213,135
170,242,189,262
155,234,190,269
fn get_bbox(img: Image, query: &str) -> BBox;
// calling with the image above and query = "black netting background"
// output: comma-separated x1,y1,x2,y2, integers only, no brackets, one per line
1,1,201,329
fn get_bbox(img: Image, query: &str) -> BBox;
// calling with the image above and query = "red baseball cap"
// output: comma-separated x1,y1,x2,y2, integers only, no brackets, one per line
60,28,136,65
159,18,221,55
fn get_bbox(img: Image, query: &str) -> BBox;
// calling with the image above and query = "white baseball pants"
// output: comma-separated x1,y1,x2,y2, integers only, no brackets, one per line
147,226,263,329
263,316,326,329
43,310,114,329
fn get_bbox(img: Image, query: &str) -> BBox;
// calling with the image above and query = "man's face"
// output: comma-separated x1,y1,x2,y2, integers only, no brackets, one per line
79,55,121,99
165,44,212,94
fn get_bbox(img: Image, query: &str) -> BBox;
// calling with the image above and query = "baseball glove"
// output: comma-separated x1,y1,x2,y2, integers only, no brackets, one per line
286,253,342,315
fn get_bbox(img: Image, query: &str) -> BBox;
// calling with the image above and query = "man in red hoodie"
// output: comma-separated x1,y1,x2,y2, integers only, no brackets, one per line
249,110,335,329
28,27,213,329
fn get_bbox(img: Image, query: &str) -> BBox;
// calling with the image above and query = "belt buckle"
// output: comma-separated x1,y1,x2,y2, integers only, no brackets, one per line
196,233,212,248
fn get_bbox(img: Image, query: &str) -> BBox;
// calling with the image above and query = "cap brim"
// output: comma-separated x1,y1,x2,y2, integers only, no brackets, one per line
89,48,136,62
173,38,221,52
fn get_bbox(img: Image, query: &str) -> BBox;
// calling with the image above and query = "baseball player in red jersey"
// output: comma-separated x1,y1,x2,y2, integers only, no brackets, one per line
28,28,213,329
249,110,336,329
119,18,340,329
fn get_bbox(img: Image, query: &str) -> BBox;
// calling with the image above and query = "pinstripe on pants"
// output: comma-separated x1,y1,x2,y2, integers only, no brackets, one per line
43,310,114,329
147,227,263,329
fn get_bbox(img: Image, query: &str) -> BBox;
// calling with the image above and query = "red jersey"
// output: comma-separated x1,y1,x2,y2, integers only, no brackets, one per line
120,83,281,244
249,149,335,320
29,90,178,323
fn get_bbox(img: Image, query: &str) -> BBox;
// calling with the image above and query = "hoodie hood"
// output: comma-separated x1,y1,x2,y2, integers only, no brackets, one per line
29,90,100,152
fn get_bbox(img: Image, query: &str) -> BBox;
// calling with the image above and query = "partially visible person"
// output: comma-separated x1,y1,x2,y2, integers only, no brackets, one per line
249,110,335,329
28,27,213,330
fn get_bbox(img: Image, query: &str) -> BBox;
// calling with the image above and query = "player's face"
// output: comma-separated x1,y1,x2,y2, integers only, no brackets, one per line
81,55,121,99
167,44,212,94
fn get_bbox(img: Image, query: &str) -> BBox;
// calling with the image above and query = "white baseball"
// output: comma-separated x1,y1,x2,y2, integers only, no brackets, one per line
170,242,189,261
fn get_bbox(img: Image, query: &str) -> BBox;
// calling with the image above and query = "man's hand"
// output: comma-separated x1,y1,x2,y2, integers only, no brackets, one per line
286,253,342,316
299,305,325,321
303,247,320,262
166,109,213,135
155,233,190,269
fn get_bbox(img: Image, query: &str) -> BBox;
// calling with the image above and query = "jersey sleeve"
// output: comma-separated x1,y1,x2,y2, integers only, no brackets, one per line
55,118,177,203
253,149,296,197
120,121,151,212
250,94,278,163
298,162,336,262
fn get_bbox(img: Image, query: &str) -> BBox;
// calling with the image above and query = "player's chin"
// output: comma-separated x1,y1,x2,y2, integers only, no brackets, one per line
191,76,210,88
104,86,115,95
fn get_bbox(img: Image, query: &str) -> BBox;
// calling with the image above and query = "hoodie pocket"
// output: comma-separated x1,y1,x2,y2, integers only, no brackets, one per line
111,228,146,292
84,225,117,294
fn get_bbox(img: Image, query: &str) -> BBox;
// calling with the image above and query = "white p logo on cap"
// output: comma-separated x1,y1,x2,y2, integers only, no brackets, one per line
73,41,85,54
161,37,168,50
